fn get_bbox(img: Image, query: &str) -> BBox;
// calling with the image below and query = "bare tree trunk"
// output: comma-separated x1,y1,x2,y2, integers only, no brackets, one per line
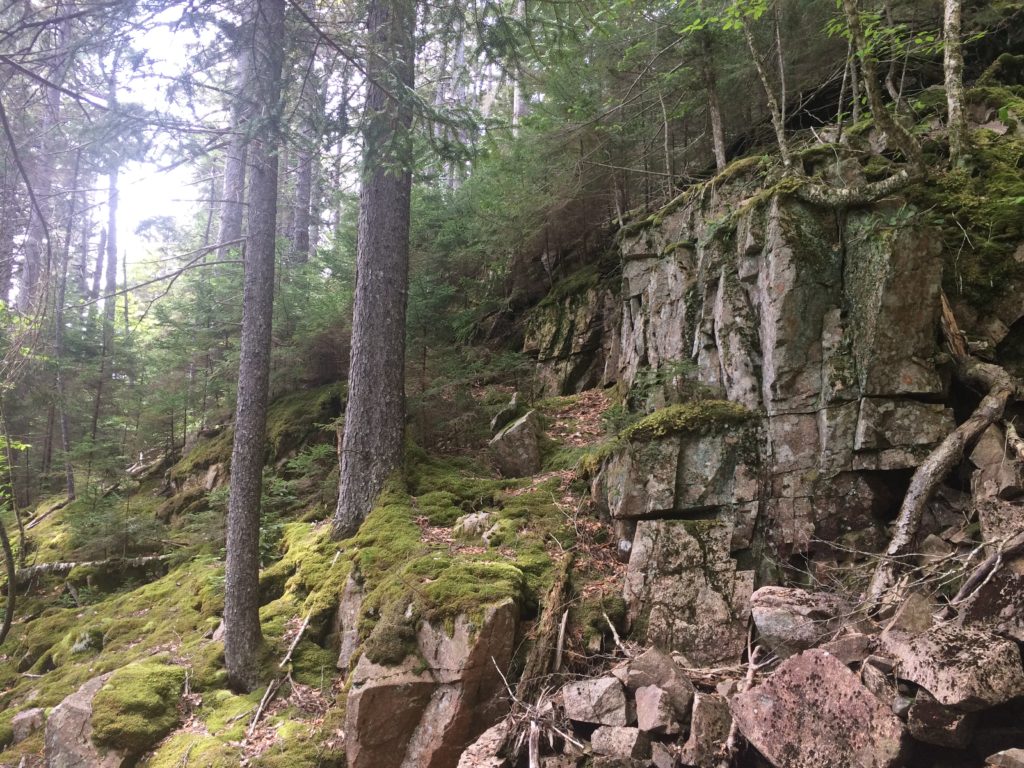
90,161,119,447
54,150,80,501
224,0,286,693
700,33,727,173
332,0,416,540
0,514,14,645
841,0,924,175
218,44,250,262
742,21,791,167
943,0,967,166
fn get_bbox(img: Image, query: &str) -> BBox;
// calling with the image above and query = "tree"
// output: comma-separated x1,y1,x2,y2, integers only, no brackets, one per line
332,0,417,540
223,0,286,692
943,0,966,166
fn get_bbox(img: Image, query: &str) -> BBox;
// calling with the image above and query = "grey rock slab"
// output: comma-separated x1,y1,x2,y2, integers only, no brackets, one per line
11,708,44,744
562,677,630,726
590,726,651,760
634,685,680,735
907,689,975,749
44,674,128,768
879,625,1024,711
730,649,907,768
749,586,850,658
679,692,732,768
488,410,542,477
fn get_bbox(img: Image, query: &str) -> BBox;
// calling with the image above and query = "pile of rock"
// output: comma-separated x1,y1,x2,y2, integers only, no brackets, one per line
463,582,1024,768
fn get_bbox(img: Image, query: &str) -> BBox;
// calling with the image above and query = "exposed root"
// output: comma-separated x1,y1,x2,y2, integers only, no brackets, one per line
865,293,1023,613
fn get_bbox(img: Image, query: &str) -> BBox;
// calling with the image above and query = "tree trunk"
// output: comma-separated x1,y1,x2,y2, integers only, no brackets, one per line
700,32,727,173
217,44,250,261
224,0,286,693
332,0,416,540
841,0,925,175
54,150,80,501
943,0,967,166
742,21,791,168
90,161,119,447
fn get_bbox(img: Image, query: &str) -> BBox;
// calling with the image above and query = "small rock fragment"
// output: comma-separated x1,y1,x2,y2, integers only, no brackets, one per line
988,749,1024,767
680,692,731,768
11,708,45,744
611,647,695,718
907,689,975,748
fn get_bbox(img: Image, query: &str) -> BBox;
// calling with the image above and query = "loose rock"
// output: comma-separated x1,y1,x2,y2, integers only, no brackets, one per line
562,677,630,726
749,586,850,658
879,625,1024,711
590,726,651,760
730,649,906,768
488,410,542,477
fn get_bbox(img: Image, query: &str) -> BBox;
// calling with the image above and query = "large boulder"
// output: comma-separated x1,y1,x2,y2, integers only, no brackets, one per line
345,599,518,768
44,674,127,768
488,411,542,477
750,586,851,658
623,519,753,665
730,649,906,768
879,625,1024,711
11,708,45,744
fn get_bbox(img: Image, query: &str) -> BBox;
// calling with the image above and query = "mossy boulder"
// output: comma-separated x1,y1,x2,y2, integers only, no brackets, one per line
89,660,185,755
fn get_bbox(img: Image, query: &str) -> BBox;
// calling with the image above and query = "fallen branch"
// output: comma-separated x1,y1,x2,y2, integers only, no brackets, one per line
1003,420,1024,463
949,530,1024,609
25,496,74,530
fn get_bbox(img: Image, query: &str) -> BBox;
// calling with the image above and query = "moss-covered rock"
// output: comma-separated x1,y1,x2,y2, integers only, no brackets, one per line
89,660,185,754
140,732,242,767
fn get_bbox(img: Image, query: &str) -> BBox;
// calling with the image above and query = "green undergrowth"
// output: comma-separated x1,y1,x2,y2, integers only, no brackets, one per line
170,382,343,483
259,448,565,670
909,126,1024,305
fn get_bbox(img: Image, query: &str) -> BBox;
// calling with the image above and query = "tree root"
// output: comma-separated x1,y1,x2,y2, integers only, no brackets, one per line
5,554,167,589
865,294,1022,613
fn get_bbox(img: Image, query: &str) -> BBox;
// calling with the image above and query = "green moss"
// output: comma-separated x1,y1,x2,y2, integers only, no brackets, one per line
977,53,1024,87
289,641,336,687
620,400,754,442
908,130,1024,304
170,383,343,483
140,732,242,768
90,660,185,754
537,264,601,307
200,689,263,740
0,711,12,750
249,719,345,768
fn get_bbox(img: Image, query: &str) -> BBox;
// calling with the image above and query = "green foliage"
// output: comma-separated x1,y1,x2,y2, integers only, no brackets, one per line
64,486,165,560
90,660,185,754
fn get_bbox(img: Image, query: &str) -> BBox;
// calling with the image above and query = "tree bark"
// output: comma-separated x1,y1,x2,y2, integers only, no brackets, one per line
332,0,416,540
217,43,250,262
90,160,119,448
943,0,967,166
700,32,727,173
224,0,286,693
742,21,791,168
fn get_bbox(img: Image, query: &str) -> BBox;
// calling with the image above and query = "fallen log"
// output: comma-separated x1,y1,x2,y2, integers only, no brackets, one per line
6,555,168,589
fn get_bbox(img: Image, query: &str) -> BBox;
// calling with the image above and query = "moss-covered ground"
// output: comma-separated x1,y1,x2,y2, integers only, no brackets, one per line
0,376,615,766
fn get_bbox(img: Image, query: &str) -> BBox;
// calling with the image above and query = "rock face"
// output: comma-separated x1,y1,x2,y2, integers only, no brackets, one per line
623,519,753,665
345,600,518,768
878,625,1024,711
488,410,542,477
333,572,364,671
730,649,906,768
523,285,620,396
45,674,127,768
